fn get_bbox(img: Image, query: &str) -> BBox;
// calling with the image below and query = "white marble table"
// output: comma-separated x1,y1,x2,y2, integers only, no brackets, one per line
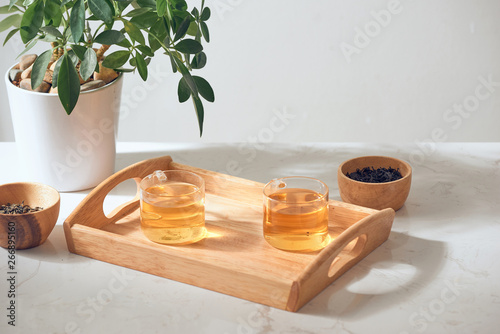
1,142,499,334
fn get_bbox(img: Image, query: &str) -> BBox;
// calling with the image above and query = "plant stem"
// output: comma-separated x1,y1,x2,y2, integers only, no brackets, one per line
61,6,69,29
92,23,106,41
185,54,192,70
96,45,110,62
146,30,172,57
59,5,70,50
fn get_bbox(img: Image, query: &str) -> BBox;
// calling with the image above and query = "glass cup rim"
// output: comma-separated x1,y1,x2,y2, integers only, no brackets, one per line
263,176,329,203
140,169,205,196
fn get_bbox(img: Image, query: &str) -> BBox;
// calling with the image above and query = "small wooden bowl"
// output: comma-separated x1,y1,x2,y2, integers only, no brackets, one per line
0,182,60,249
338,156,412,211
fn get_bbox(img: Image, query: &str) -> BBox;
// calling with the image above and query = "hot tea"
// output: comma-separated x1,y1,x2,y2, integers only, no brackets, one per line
140,171,205,245
263,177,330,252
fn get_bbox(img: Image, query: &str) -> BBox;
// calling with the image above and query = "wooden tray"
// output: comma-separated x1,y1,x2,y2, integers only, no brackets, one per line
64,156,395,312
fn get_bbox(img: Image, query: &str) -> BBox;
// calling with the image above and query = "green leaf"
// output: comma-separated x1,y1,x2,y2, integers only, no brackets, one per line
71,44,86,60
123,20,145,45
156,0,167,16
130,12,158,29
186,20,198,36
58,53,81,115
116,37,132,48
51,55,63,88
173,15,190,42
20,0,44,43
148,18,166,51
39,34,58,43
31,49,52,90
0,14,21,33
61,0,72,5
12,14,22,28
8,0,17,10
191,94,204,137
171,11,189,31
88,0,114,25
177,77,190,103
0,5,19,14
190,51,206,69
174,39,203,54
67,50,80,66
168,53,177,73
114,67,135,73
172,55,197,95
135,52,148,80
171,0,187,11
161,15,170,37
116,0,132,12
200,7,210,21
191,7,199,18
95,30,125,45
70,0,85,43
3,28,19,46
80,48,97,81
63,25,71,40
136,45,154,57
136,0,156,9
102,50,130,69
44,0,62,26
165,2,173,26
148,36,160,53
16,37,37,58
192,76,214,102
200,21,209,43
40,26,63,39
124,7,151,17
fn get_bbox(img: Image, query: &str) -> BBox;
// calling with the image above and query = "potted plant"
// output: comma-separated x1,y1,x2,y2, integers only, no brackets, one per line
0,0,214,191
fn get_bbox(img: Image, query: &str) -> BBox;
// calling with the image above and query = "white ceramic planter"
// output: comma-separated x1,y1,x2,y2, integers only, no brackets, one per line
5,69,123,192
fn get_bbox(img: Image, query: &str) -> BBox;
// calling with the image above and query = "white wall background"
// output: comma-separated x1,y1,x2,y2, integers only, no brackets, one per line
1,0,499,143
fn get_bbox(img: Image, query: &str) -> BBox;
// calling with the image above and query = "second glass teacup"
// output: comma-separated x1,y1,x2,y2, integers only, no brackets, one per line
263,176,330,252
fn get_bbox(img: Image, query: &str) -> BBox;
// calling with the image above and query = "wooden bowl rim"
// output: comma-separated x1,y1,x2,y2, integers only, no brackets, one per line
0,182,60,217
338,155,412,186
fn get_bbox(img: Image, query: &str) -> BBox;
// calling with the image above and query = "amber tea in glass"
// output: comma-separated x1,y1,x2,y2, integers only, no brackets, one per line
263,176,330,252
140,170,205,245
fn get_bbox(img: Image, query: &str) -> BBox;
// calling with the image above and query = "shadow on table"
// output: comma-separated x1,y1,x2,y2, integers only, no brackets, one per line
299,231,446,317
17,224,91,264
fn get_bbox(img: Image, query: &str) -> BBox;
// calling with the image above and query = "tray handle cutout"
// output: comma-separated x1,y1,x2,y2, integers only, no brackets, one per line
288,208,394,311
64,156,173,230
327,233,367,277
315,208,393,280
